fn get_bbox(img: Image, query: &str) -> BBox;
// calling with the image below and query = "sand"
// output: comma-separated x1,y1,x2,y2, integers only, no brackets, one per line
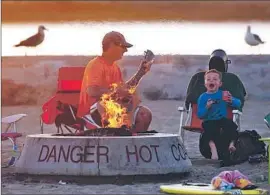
1,55,270,193
2,100,270,194
1,99,270,194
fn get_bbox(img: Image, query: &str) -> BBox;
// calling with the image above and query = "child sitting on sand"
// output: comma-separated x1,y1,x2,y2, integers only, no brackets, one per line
197,69,241,160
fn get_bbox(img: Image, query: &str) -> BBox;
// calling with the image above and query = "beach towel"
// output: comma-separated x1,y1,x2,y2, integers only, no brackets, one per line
211,170,257,190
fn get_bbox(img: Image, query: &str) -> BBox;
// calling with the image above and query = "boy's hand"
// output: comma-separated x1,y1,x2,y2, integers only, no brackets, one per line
223,91,232,103
206,99,215,109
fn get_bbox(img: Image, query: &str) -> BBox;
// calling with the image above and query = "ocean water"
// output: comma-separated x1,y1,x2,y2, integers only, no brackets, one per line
2,21,270,56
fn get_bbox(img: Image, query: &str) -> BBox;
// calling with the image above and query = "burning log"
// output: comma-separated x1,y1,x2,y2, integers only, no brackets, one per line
52,126,158,137
53,125,132,136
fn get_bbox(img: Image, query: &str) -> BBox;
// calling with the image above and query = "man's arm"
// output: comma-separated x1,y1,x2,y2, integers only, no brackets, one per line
238,78,247,108
125,72,142,87
86,65,126,100
126,60,153,88
223,73,246,111
87,86,110,100
84,61,110,100
241,81,247,98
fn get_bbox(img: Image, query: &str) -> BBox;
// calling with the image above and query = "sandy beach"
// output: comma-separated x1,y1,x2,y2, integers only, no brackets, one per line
1,55,270,193
1,100,270,194
2,0,270,192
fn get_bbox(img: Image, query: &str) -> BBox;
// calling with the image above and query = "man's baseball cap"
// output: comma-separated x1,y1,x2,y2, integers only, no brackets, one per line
102,31,133,48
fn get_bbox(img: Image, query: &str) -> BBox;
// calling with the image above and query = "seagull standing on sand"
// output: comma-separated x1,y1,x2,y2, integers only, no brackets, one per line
14,25,48,55
245,25,265,46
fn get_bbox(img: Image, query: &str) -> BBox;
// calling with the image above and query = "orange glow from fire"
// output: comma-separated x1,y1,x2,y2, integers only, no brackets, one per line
100,83,136,128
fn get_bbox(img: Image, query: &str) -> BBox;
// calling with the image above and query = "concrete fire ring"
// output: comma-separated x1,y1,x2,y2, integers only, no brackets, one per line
15,133,192,176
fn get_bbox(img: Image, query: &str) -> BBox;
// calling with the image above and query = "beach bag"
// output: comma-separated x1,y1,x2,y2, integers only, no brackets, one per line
221,130,266,167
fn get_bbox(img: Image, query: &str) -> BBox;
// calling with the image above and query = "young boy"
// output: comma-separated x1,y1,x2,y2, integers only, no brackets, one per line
197,69,241,160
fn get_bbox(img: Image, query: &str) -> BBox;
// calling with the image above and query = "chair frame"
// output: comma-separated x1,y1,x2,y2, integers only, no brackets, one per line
2,114,27,134
264,113,270,129
177,103,242,144
1,114,26,167
40,67,85,134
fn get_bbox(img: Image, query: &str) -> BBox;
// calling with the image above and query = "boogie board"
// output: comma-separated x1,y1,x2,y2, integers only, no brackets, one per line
160,183,268,195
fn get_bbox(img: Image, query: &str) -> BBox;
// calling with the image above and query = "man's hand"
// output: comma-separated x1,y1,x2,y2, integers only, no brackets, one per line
112,84,133,110
114,84,130,97
139,59,154,75
206,99,215,109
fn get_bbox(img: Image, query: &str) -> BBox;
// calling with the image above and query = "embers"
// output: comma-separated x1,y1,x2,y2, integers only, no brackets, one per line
52,125,132,137
84,125,132,136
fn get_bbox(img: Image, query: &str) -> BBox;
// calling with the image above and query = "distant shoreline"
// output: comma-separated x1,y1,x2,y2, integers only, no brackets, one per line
3,54,270,57
2,54,270,106
3,1,270,23
2,55,270,69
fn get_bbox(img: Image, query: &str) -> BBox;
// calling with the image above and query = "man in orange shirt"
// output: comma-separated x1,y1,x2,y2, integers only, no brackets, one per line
77,31,153,132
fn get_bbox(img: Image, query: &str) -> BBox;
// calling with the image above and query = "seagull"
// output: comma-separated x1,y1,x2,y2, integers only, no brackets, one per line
245,25,265,46
14,25,48,48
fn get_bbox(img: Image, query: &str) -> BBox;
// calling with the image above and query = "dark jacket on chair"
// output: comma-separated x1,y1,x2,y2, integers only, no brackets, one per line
185,71,246,111
185,49,247,111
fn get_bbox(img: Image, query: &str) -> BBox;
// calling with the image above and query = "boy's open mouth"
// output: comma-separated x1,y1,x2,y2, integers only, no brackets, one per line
209,83,215,88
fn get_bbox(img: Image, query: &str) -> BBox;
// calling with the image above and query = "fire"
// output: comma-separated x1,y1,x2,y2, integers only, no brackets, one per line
128,86,136,94
100,83,134,128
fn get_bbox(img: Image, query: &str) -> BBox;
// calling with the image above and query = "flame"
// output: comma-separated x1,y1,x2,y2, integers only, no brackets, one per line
128,86,136,94
100,83,133,128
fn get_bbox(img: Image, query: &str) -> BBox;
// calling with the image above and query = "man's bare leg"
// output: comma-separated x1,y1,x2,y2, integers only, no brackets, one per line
132,106,152,133
209,140,219,160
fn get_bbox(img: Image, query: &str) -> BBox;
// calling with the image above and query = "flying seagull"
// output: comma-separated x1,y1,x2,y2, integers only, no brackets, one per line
245,25,265,46
14,25,48,48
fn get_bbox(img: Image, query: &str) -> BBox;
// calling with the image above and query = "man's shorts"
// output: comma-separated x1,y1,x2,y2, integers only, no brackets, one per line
82,103,141,130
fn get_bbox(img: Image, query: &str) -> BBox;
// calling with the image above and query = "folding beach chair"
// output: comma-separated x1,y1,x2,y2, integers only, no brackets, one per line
177,103,242,144
1,114,27,167
40,67,85,134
